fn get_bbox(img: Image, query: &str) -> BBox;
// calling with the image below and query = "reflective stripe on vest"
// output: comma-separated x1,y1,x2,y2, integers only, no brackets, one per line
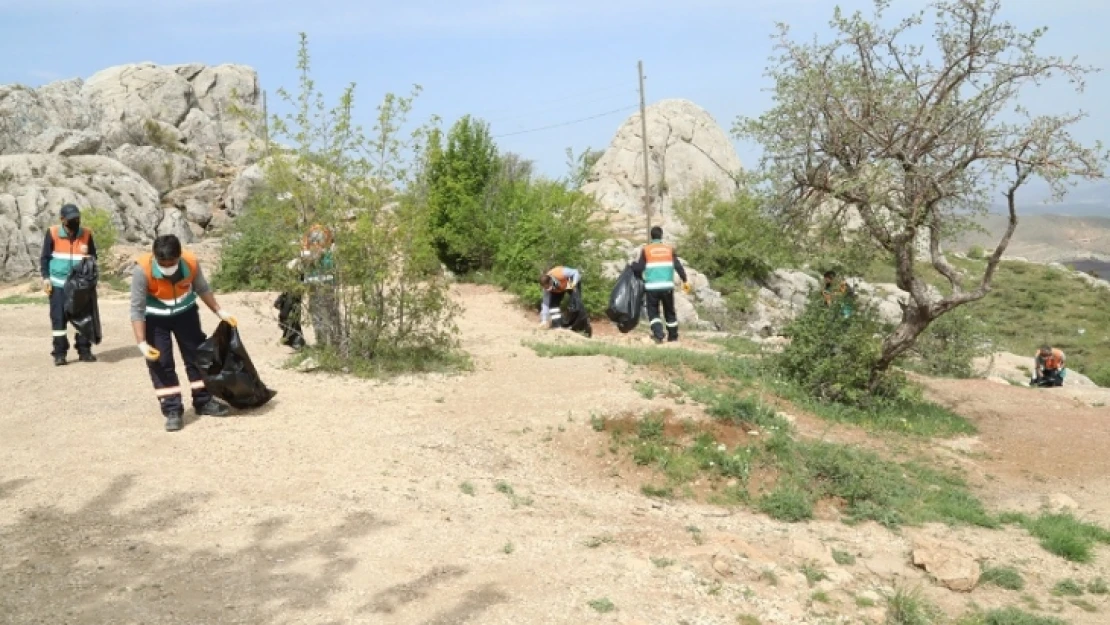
642,242,675,291
139,251,199,316
48,225,92,287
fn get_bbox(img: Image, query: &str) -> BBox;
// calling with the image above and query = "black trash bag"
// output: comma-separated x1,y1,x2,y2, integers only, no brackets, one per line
562,285,593,338
63,256,102,344
196,321,277,409
606,264,645,333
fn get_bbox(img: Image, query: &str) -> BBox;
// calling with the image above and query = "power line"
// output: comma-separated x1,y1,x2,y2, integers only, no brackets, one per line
492,105,639,139
484,90,638,125
469,84,634,119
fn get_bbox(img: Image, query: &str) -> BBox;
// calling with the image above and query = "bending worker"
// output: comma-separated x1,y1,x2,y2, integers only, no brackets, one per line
130,234,236,432
1031,344,1067,387
539,265,581,328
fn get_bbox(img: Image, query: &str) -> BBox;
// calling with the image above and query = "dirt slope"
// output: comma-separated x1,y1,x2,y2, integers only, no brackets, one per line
1,284,1107,624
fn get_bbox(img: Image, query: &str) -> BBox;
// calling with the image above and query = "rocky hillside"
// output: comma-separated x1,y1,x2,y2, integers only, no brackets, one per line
583,98,743,239
0,62,266,279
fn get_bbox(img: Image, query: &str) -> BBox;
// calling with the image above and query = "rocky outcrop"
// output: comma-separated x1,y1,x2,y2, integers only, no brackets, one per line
0,62,266,279
583,99,742,237
0,154,162,277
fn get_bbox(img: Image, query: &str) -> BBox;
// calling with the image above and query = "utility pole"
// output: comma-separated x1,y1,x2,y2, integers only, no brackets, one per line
638,60,652,241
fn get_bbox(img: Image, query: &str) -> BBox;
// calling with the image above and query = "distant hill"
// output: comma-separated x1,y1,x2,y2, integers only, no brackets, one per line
949,213,1110,264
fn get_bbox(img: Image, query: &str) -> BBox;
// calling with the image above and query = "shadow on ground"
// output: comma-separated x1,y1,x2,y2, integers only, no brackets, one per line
0,475,388,624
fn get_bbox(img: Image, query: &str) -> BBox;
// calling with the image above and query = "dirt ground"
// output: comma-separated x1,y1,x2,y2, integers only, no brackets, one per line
1,283,1108,624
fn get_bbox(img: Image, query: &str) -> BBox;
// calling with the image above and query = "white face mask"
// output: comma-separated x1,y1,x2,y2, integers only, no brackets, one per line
158,263,179,277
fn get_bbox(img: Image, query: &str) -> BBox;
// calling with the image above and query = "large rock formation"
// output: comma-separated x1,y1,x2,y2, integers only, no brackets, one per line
0,62,267,279
583,99,742,238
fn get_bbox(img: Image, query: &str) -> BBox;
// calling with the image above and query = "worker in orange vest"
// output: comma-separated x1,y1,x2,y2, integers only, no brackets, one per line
129,234,236,432
1031,345,1067,387
631,226,690,343
539,265,581,328
40,204,98,366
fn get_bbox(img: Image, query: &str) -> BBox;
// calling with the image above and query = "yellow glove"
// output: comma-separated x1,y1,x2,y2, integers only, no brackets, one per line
43,279,52,294
682,282,692,294
218,311,238,327
137,341,161,361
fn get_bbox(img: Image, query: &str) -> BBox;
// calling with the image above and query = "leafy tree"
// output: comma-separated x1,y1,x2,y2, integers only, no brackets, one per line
735,0,1108,391
427,115,501,273
81,207,118,260
218,33,460,373
565,146,604,189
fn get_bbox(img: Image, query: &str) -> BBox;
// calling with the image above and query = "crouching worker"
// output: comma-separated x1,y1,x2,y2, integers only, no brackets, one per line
539,266,581,328
130,235,236,431
1030,344,1067,387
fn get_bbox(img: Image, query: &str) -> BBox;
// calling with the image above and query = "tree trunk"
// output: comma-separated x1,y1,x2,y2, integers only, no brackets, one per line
869,307,931,392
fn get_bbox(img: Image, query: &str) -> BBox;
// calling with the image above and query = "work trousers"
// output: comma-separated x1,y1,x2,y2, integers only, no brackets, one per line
547,282,583,328
49,287,91,357
145,306,213,416
276,292,305,348
308,285,341,348
645,289,678,341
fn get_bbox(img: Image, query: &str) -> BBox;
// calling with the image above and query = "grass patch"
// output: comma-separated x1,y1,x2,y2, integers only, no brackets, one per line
1051,579,1084,597
0,295,46,305
651,557,675,568
855,595,876,608
957,606,1069,625
528,341,757,381
502,541,514,554
771,379,976,437
494,480,533,509
587,598,615,613
800,561,828,586
1004,512,1110,563
980,565,1025,591
459,481,476,496
1088,577,1108,595
886,586,942,625
736,615,762,625
633,380,656,399
584,534,614,548
832,549,857,566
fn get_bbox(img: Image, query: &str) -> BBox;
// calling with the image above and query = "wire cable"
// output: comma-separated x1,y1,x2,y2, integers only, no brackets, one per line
492,105,639,138
469,84,633,119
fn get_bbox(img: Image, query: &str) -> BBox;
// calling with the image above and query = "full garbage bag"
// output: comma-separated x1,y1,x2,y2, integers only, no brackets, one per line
562,285,593,337
196,321,277,409
63,256,102,344
605,264,644,333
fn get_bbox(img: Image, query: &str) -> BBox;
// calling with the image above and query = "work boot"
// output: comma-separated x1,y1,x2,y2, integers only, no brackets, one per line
195,400,230,417
165,411,184,432
78,352,97,363
53,354,67,366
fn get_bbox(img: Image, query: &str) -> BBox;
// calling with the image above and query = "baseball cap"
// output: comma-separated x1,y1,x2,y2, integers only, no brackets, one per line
60,204,81,220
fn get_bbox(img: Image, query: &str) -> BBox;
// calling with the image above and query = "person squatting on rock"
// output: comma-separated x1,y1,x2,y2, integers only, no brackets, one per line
539,265,581,328
40,204,98,366
631,226,690,343
129,234,235,432
1031,344,1067,387
284,224,342,348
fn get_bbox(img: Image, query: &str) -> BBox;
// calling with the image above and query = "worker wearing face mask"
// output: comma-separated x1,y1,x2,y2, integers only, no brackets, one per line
40,204,98,366
129,234,236,432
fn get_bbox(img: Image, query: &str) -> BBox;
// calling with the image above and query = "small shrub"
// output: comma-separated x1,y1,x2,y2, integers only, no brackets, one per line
758,484,814,522
967,245,986,260
979,565,1025,591
885,586,941,625
81,206,118,260
908,312,994,379
1088,577,1108,594
775,291,909,407
832,549,856,566
587,598,615,613
1022,513,1110,563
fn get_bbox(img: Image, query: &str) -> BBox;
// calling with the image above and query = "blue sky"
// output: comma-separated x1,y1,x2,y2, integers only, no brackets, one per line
1,0,1107,213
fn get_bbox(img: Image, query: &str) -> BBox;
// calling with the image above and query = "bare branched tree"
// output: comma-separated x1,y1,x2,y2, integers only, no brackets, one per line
736,0,1108,390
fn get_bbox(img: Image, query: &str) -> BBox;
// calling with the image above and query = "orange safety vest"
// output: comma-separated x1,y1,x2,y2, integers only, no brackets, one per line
138,251,200,316
546,267,572,293
1038,348,1065,370
642,242,676,291
302,224,334,252
46,225,93,286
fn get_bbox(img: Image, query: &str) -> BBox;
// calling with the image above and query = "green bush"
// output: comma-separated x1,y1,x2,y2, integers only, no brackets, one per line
775,291,908,407
967,245,986,260
674,182,793,283
213,188,301,291
82,206,118,259
907,311,994,379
